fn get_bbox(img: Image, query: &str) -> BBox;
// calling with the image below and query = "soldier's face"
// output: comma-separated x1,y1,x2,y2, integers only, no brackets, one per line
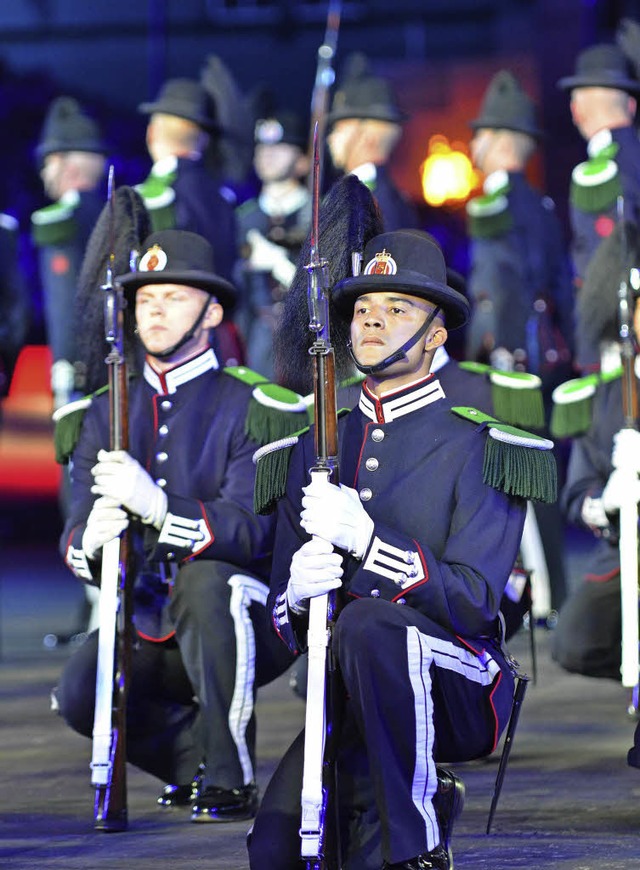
40,153,65,200
470,128,495,173
254,142,302,183
135,283,222,363
327,119,362,170
350,291,446,384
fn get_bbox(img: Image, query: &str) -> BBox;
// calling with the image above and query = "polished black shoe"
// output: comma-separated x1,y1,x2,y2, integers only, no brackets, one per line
434,766,465,864
382,845,450,870
157,763,204,808
191,782,258,823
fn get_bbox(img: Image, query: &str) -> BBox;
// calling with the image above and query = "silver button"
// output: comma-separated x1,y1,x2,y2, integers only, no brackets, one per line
359,488,372,502
161,400,172,411
404,551,415,563
156,451,168,463
395,574,407,586
396,598,406,605
371,428,384,442
156,478,167,488
158,424,169,436
370,589,380,598
166,552,175,560
365,457,379,472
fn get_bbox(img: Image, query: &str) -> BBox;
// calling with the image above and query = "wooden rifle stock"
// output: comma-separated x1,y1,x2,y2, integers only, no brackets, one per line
91,168,134,830
615,199,640,690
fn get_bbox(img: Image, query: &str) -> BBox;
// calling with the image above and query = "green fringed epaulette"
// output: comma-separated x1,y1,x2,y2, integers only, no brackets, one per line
134,173,177,232
252,406,351,514
31,197,79,247
466,189,512,239
222,366,308,446
550,367,623,438
252,432,307,515
570,145,621,214
52,387,108,464
457,361,545,429
452,406,557,503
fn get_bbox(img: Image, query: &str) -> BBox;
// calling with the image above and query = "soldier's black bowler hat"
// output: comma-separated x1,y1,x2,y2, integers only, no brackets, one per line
327,54,405,126
470,70,543,139
333,230,469,329
138,78,220,132
255,111,306,148
36,97,106,161
557,44,640,93
117,230,237,310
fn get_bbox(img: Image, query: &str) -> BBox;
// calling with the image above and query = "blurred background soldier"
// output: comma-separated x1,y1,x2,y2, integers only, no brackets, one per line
326,53,419,231
136,77,242,364
558,18,640,373
465,70,574,622
466,70,574,390
235,110,311,378
552,220,640,682
31,96,107,409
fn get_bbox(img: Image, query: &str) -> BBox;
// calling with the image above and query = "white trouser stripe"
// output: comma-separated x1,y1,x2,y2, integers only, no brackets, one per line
407,627,439,851
406,628,500,850
227,575,268,785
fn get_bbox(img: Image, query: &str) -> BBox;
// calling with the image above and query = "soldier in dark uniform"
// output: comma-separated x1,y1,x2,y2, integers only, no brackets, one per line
31,97,107,408
466,70,574,384
551,219,640,682
558,18,640,372
466,70,573,621
235,110,311,378
136,78,242,364
327,53,419,232
55,229,301,823
248,229,556,869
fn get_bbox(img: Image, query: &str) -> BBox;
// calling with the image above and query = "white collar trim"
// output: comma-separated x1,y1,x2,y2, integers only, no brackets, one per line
144,347,219,394
359,377,446,423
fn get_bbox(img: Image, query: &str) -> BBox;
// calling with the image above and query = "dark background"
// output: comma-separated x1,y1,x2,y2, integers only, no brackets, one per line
1,0,640,344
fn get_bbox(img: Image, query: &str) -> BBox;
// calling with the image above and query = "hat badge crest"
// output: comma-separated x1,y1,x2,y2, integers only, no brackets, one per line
139,244,167,273
364,248,397,276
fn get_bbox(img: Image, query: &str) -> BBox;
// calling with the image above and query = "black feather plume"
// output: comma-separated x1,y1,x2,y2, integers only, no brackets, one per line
75,186,151,394
274,174,383,394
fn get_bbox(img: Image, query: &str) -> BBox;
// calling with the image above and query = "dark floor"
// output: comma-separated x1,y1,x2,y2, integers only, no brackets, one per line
1,497,639,869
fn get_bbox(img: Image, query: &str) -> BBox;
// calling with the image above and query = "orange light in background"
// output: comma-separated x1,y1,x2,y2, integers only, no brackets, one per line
419,135,479,207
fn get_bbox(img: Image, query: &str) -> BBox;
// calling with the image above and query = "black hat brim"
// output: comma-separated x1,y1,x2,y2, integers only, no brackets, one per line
469,118,544,140
117,269,236,310
557,73,640,93
138,101,221,133
327,107,406,126
332,272,469,330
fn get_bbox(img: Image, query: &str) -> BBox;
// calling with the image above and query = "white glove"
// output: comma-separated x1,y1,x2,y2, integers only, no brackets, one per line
611,428,640,473
286,537,344,615
82,496,129,560
90,449,168,529
300,477,374,559
602,468,640,514
246,229,296,287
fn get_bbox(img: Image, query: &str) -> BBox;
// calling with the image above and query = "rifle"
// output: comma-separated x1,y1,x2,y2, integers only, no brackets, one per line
90,166,134,831
307,0,341,190
615,197,640,691
299,125,342,869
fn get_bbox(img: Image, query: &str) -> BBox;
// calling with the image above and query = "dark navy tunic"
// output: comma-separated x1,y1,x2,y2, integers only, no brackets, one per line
57,348,293,790
252,374,527,867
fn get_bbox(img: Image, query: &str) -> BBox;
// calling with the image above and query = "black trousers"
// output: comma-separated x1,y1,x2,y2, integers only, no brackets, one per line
248,598,514,868
57,560,294,788
551,573,623,681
